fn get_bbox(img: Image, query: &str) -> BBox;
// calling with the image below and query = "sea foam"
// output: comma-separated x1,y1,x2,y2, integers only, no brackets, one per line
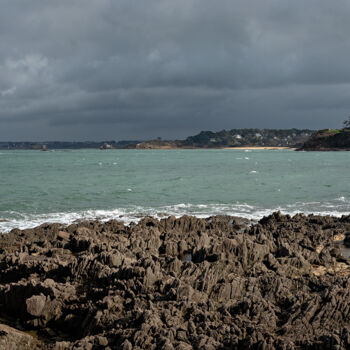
1,202,350,234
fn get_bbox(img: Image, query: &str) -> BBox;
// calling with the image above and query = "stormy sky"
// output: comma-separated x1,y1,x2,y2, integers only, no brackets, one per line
1,1,350,141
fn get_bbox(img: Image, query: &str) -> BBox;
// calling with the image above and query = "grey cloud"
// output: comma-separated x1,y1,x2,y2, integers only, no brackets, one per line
0,0,349,141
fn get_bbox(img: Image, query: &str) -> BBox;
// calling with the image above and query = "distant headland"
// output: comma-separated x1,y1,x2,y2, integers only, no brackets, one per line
134,129,313,149
0,129,314,150
298,128,350,151
1,127,350,151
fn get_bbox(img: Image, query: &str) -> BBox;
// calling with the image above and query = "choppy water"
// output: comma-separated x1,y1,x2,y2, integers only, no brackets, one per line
0,149,349,232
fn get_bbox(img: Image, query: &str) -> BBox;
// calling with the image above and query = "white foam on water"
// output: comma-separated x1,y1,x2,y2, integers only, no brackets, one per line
1,202,350,233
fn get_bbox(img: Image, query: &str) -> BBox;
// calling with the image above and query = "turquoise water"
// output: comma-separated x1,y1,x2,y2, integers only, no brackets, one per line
0,149,349,232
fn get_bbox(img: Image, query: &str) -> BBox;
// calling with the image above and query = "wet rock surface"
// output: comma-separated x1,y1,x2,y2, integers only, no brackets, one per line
1,213,350,349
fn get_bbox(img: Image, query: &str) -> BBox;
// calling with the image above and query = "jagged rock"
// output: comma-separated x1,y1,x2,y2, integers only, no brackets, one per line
0,214,349,348
57,231,70,241
121,339,133,350
26,294,46,317
0,323,44,349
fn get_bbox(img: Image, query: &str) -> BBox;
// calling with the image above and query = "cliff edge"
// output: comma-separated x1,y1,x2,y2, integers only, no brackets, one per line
299,128,350,151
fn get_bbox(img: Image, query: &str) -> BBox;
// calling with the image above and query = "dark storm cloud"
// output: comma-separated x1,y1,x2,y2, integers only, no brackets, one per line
1,0,350,141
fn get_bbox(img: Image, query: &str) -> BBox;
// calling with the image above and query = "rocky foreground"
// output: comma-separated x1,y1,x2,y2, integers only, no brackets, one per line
1,213,350,349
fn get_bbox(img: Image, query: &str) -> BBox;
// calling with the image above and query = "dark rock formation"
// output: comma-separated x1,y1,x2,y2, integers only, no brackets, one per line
99,143,114,150
0,323,43,349
0,213,350,349
135,140,184,149
299,129,350,151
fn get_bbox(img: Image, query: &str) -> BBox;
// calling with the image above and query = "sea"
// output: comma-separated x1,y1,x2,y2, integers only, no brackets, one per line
0,149,349,233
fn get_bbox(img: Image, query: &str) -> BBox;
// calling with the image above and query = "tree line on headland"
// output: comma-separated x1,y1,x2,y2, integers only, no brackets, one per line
1,119,350,150
0,129,314,150
299,117,350,151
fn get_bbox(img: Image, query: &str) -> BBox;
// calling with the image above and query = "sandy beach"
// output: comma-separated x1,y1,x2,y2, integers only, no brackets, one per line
222,146,296,150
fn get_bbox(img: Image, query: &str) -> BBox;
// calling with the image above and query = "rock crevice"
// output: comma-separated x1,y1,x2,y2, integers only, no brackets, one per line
0,213,350,349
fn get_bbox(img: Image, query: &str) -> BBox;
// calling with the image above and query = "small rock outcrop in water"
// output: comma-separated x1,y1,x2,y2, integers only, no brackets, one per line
1,213,350,348
99,143,114,150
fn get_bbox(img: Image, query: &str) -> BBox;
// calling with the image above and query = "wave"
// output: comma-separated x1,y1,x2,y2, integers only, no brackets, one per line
1,201,350,233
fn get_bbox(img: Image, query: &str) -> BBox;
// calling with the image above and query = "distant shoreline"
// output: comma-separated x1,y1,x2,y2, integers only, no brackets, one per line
0,128,315,150
222,146,296,150
132,146,297,150
0,146,298,151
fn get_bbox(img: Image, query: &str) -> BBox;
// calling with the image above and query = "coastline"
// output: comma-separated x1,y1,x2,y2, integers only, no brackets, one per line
135,146,296,150
222,146,295,150
1,212,350,348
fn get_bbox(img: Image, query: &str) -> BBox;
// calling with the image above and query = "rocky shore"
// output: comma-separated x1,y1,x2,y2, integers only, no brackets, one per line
1,213,350,349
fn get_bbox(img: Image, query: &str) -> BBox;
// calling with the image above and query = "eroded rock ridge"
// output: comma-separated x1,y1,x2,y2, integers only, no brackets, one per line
0,213,350,349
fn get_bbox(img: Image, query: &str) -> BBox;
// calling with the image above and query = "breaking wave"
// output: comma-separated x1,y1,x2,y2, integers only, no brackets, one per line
1,200,350,233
